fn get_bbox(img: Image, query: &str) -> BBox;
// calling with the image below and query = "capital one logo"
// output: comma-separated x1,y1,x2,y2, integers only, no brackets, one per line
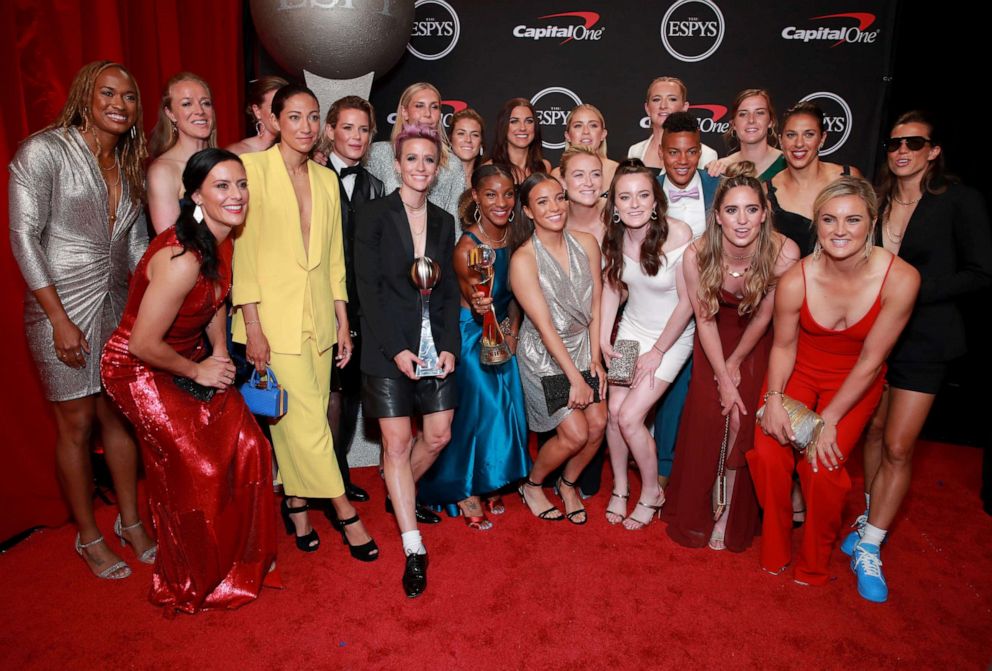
638,104,730,135
799,92,852,156
407,0,460,61
660,0,725,63
512,11,605,44
781,13,880,47
386,99,468,130
531,87,583,150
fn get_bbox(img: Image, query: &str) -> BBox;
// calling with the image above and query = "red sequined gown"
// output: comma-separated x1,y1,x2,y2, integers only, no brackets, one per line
101,229,276,613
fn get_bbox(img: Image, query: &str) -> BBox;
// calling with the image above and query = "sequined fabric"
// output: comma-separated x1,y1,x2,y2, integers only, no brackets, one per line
516,232,593,432
101,229,276,614
365,141,466,229
8,127,148,401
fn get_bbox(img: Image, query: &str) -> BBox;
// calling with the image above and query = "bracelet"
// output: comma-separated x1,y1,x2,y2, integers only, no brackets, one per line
763,390,784,402
245,320,260,327
651,344,666,356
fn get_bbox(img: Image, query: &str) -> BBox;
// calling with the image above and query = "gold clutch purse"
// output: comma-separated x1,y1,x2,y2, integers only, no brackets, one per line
755,394,825,454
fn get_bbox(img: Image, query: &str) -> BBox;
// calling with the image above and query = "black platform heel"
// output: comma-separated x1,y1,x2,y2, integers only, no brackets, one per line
281,497,319,552
331,514,379,562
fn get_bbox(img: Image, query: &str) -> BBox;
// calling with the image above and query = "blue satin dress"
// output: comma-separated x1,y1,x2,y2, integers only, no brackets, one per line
419,233,530,511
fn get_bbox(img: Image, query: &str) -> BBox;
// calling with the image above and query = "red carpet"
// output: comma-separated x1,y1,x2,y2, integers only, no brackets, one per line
1,440,989,670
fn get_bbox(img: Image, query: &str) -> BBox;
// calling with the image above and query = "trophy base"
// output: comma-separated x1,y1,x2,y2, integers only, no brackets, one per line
415,366,445,378
481,343,512,366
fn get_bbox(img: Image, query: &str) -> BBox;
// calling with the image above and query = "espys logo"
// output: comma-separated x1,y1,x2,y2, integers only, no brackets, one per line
660,0,725,63
638,105,729,135
407,0,459,61
386,99,468,130
782,12,879,46
799,92,852,155
512,11,605,44
530,87,582,150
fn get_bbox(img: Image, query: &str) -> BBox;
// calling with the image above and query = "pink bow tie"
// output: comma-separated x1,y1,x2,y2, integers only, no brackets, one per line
668,186,700,203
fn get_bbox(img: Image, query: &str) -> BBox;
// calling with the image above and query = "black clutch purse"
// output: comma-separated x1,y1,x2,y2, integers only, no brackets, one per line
540,370,601,415
173,375,216,402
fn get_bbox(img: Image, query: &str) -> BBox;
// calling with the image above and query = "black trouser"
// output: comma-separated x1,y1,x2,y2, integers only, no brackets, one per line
330,336,363,487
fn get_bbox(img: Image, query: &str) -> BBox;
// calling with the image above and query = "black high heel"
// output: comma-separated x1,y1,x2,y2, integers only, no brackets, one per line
281,498,319,552
331,514,379,562
556,475,587,525
517,477,564,521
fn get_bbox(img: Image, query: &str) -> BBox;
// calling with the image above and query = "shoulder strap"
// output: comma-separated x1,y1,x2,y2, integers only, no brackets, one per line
463,230,482,245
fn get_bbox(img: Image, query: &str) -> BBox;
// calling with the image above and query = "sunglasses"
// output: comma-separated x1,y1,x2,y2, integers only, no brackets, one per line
884,136,931,152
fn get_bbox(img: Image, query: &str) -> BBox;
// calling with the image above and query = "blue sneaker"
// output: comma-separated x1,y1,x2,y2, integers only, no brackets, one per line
840,512,867,557
851,543,888,603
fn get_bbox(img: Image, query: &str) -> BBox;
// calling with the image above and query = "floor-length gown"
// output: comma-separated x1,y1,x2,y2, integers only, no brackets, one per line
419,233,530,507
101,229,277,613
662,290,770,552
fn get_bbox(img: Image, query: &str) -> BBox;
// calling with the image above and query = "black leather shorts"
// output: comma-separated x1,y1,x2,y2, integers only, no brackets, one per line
361,374,458,418
886,359,948,395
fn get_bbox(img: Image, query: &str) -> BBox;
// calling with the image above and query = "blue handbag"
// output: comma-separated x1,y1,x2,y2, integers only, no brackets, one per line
240,367,288,418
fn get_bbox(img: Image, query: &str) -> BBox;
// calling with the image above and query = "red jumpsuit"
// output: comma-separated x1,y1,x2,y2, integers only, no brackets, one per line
747,258,892,585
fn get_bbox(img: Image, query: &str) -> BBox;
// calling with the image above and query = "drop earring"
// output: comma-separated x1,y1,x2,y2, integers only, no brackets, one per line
812,240,823,261
612,208,620,224
256,120,264,137
193,204,204,223
650,207,658,221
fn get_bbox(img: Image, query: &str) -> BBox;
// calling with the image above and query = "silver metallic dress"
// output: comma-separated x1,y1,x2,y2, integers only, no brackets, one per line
9,127,148,401
365,140,465,232
516,232,593,432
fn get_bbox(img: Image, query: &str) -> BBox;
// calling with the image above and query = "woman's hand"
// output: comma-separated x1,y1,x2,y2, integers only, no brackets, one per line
717,377,747,417
393,349,424,380
195,355,236,390
759,395,795,445
437,351,456,378
335,326,353,369
724,357,742,388
567,372,594,410
589,360,608,401
470,290,492,317
706,157,730,177
52,316,90,369
601,340,620,368
807,421,843,474
631,349,662,390
245,324,271,375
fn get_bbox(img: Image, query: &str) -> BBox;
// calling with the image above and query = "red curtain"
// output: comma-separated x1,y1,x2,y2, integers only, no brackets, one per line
0,0,244,541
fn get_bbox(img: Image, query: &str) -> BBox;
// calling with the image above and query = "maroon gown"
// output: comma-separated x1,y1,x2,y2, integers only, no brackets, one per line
101,229,276,613
662,290,770,552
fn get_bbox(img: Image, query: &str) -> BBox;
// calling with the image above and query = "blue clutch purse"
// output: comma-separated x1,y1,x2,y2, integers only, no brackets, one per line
240,367,288,418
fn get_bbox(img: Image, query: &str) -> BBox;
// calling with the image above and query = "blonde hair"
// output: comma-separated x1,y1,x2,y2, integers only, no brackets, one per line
696,161,781,317
389,82,450,168
558,145,602,175
563,104,609,158
646,76,687,102
812,176,879,254
148,72,218,158
40,60,147,203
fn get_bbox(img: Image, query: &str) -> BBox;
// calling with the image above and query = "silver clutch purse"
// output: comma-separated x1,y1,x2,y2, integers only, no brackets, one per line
606,339,639,386
756,394,825,453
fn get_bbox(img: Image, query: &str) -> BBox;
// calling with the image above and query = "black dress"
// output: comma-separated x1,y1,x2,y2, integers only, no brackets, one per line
767,165,851,256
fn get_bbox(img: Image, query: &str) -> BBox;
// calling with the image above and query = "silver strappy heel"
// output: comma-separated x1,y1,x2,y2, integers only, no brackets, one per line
114,514,157,565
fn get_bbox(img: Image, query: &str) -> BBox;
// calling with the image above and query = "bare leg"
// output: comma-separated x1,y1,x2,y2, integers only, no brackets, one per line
862,386,892,496
560,402,608,523
612,380,669,530
710,409,742,547
52,395,127,577
95,394,154,556
867,388,935,530
521,411,589,519
380,417,417,534
605,385,632,522
410,410,454,481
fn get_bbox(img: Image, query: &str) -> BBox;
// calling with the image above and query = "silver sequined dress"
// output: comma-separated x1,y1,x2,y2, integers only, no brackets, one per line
9,127,148,401
365,140,465,234
516,232,593,432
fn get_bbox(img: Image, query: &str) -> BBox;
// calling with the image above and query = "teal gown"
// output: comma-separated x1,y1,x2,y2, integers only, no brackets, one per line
419,233,530,509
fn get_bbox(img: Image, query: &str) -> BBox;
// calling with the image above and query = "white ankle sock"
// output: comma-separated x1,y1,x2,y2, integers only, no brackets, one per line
401,530,426,556
862,523,887,548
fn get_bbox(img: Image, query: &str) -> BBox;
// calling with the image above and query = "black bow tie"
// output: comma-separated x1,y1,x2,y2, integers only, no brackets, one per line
339,165,362,178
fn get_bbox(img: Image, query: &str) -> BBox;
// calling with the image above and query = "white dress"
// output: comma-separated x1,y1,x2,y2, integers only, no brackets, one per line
614,241,695,382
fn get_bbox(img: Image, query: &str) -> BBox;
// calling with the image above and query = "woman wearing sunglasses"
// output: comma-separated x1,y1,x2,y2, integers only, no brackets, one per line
843,111,992,603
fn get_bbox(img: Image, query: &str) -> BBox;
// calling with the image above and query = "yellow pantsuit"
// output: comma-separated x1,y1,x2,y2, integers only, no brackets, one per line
231,145,347,499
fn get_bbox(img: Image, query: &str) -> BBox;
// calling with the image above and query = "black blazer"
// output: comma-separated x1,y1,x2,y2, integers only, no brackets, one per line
355,189,460,378
875,182,992,362
325,159,385,328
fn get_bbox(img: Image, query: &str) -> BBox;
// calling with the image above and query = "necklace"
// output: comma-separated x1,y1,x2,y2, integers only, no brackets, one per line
476,219,508,246
725,264,749,279
402,197,427,213
884,222,904,242
892,193,922,207
99,152,119,172
722,249,755,261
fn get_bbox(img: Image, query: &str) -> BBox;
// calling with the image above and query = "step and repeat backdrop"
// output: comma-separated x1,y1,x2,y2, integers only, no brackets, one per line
250,0,898,176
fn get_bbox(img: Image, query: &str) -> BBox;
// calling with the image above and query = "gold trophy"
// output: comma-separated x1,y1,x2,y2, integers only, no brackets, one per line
468,244,511,365
410,256,444,377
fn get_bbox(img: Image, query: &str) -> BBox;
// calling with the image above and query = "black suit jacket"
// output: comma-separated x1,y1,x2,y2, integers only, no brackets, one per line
326,159,385,328
355,189,461,378
875,182,992,362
